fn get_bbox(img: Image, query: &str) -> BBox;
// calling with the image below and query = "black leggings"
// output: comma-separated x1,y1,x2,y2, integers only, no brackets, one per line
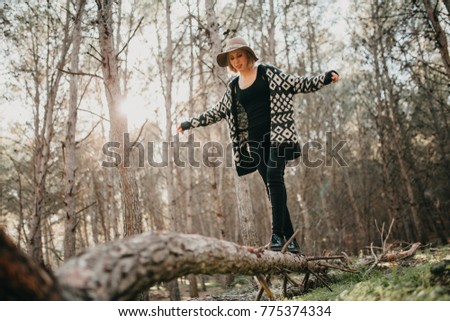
248,137,295,238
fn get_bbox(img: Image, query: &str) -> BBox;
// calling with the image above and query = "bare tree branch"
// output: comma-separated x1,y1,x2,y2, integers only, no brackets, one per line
86,44,104,64
76,120,101,146
129,119,149,149
116,16,145,59
57,67,103,80
78,108,110,122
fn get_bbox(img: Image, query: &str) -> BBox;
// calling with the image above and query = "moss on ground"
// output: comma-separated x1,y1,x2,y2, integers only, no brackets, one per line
294,245,450,301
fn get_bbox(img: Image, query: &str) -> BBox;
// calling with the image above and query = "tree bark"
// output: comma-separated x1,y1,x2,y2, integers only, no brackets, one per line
422,0,450,80
235,176,258,247
297,185,312,253
28,0,73,265
185,22,199,294
96,0,142,237
281,0,292,71
267,0,277,65
305,0,320,73
56,231,312,300
101,120,120,240
1,228,61,300
92,172,107,243
2,227,348,301
158,0,181,300
63,0,86,260
8,156,26,249
162,0,178,233
187,274,199,298
205,0,230,241
185,3,196,237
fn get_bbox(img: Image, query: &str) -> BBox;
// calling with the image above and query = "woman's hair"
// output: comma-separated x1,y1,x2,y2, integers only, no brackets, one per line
226,49,256,73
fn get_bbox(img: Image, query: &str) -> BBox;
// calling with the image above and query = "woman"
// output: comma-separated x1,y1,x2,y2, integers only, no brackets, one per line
177,36,339,254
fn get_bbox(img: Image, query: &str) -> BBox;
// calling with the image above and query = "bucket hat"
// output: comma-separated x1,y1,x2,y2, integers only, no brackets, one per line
216,36,259,67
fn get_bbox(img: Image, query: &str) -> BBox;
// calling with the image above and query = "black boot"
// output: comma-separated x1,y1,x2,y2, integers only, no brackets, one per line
270,234,285,251
287,239,301,254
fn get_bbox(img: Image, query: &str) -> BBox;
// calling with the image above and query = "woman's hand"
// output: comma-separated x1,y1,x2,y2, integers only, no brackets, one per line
176,124,184,134
331,71,340,83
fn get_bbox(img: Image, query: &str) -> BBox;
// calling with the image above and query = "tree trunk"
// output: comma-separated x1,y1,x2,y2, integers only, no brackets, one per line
343,168,364,250
162,0,177,233
422,0,450,80
3,227,347,301
267,0,276,65
205,0,229,242
101,120,120,240
96,0,142,237
297,186,312,253
159,0,181,301
281,0,292,71
187,274,199,298
185,152,200,303
235,176,258,247
185,5,196,237
89,195,99,245
56,231,313,300
305,0,319,73
8,157,26,249
81,207,89,248
63,0,86,260
28,0,73,265
92,172,107,242
0,228,62,300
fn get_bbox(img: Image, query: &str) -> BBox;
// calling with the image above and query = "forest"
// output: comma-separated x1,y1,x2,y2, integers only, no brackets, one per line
0,0,449,301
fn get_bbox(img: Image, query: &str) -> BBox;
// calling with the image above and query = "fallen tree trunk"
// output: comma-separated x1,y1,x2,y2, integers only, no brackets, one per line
56,231,312,300
2,228,348,301
0,228,62,300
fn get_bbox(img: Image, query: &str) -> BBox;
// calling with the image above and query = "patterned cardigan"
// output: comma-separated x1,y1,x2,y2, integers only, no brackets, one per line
181,64,336,176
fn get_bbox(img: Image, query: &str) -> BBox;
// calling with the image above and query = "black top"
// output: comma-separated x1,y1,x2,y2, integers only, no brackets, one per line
236,65,271,142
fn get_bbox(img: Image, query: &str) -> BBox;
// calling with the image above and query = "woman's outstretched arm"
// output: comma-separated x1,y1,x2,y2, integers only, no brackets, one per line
291,70,340,94
177,86,231,134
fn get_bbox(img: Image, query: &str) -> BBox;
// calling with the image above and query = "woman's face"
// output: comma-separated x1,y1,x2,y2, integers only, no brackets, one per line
228,49,249,72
